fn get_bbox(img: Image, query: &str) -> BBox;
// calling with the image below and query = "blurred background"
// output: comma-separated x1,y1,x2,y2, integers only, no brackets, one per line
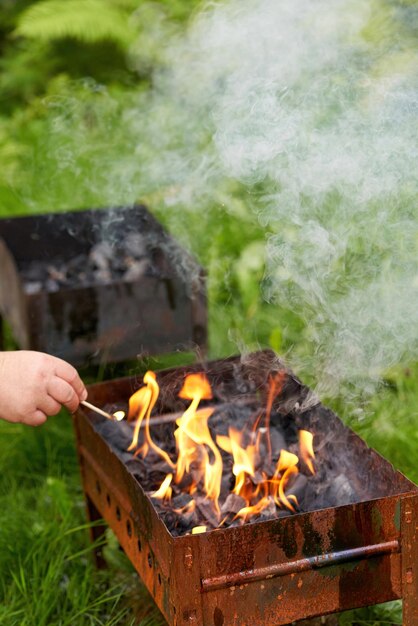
0,1,417,624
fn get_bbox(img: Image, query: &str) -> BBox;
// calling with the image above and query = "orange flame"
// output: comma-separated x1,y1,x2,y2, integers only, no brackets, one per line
235,496,273,521
175,374,222,513
299,430,315,475
264,370,286,460
178,373,213,402
127,371,175,470
272,449,300,512
127,387,152,451
152,473,173,500
217,429,256,499
122,366,318,528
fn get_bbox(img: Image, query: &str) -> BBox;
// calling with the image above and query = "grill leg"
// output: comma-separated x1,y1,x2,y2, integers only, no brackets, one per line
401,496,418,625
86,495,108,569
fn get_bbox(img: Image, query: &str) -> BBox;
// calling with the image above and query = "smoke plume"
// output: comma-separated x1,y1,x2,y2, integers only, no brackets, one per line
33,0,418,398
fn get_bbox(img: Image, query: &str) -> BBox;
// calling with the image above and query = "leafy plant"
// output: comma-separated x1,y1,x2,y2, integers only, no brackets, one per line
15,0,137,48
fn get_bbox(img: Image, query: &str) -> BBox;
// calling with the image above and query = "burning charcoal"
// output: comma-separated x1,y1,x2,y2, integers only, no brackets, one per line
251,496,277,523
94,420,133,451
210,403,255,436
252,470,267,485
116,451,135,464
221,472,234,494
176,472,195,493
148,470,171,490
220,493,246,516
125,453,148,477
196,499,221,529
326,473,358,506
272,411,298,444
270,429,287,458
123,259,149,282
160,509,178,530
286,473,308,502
276,509,292,519
176,506,198,533
172,493,193,509
89,241,113,270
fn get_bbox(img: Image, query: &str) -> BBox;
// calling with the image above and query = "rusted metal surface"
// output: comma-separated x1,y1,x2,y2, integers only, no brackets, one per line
201,540,400,591
73,352,418,625
0,206,207,365
401,494,418,625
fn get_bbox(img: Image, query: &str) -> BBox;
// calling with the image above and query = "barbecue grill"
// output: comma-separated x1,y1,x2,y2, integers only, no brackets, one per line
73,350,418,625
0,206,206,365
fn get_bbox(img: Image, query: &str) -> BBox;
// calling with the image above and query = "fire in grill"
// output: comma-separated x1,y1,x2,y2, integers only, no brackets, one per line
74,350,418,625
0,205,206,365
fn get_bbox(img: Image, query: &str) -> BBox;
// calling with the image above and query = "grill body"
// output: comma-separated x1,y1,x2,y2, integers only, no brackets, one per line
73,352,418,625
0,206,206,365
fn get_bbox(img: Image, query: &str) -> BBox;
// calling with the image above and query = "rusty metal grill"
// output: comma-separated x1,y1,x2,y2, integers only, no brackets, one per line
73,351,418,625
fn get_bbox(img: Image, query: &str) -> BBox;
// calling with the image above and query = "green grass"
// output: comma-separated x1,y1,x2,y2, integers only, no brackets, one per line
0,412,166,625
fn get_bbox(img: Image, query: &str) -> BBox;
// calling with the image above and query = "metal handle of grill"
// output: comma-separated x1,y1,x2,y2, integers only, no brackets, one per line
201,540,400,592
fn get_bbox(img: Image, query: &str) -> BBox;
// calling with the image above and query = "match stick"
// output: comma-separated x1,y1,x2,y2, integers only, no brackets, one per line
80,400,117,421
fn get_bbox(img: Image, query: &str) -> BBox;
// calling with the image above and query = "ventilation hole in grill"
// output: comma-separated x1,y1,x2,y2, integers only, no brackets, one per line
158,573,162,586
106,494,111,507
126,520,132,537
95,480,101,495
116,506,121,521
147,553,152,568
137,538,142,552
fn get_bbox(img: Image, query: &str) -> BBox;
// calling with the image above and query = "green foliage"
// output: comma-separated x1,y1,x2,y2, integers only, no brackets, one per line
15,0,137,47
339,601,402,625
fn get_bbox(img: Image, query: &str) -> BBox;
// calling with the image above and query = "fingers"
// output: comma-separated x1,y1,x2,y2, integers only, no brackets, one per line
26,410,48,427
38,395,62,417
46,376,80,412
52,358,87,400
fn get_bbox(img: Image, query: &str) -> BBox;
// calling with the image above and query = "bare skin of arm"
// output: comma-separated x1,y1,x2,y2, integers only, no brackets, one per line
0,350,87,426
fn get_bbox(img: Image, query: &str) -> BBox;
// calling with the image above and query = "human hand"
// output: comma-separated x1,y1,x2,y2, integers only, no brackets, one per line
0,350,87,426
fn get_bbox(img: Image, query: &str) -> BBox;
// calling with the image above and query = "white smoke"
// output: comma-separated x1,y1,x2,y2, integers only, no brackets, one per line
36,0,418,397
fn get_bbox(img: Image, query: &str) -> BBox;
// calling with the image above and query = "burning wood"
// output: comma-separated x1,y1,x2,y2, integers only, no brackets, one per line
93,361,323,535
